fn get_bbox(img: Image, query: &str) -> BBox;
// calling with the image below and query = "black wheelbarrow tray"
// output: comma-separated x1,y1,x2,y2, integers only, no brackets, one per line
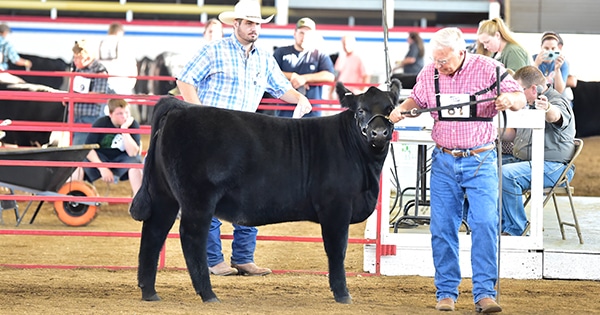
0,144,101,226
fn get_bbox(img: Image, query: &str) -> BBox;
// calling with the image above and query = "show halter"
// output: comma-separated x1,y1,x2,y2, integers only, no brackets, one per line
399,68,508,118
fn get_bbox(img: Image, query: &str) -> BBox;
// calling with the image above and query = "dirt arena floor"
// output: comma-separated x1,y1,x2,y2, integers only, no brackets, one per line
1,136,599,314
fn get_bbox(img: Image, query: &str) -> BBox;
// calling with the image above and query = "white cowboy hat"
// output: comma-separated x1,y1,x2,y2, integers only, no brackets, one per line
218,0,274,25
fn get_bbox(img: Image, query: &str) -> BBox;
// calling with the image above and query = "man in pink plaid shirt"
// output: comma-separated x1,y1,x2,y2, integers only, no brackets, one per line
389,27,526,313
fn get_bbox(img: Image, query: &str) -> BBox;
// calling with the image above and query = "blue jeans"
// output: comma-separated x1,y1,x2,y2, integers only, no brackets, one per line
430,144,499,303
206,217,257,267
501,159,574,236
501,153,520,165
72,115,100,145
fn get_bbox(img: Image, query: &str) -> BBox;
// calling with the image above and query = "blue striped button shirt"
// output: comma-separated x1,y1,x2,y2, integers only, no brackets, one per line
0,38,21,71
177,34,292,112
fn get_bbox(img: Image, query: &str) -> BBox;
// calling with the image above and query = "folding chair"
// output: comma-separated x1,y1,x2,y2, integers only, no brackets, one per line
523,138,584,244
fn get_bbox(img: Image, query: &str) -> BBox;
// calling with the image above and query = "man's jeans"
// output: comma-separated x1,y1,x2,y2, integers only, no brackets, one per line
207,217,257,267
430,145,499,303
501,159,574,236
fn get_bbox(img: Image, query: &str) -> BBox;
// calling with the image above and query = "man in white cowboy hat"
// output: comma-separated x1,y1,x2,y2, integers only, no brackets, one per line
176,0,312,277
273,17,335,117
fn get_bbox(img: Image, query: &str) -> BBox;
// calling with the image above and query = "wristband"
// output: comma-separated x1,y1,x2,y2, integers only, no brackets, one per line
545,104,551,113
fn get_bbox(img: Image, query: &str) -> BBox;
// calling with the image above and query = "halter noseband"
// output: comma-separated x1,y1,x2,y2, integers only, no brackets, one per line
357,113,393,137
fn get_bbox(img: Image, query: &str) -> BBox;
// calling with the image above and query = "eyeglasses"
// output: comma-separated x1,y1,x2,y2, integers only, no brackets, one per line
431,58,449,66
430,49,464,66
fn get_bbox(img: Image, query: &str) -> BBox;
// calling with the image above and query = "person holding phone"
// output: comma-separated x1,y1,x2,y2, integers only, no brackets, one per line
533,31,569,94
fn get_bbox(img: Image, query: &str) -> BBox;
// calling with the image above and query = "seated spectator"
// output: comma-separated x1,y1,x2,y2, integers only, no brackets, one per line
70,39,109,145
501,66,575,236
72,99,143,196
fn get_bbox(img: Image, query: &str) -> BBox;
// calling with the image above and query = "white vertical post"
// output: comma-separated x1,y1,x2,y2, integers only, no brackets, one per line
274,0,289,26
489,1,501,19
348,16,355,27
198,0,206,23
528,113,545,247
382,0,394,83
385,0,394,28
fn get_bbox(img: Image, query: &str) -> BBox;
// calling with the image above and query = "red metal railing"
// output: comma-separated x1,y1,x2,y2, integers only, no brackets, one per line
0,69,388,275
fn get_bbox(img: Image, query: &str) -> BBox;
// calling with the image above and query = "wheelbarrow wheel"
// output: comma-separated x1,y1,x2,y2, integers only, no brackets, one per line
53,181,99,227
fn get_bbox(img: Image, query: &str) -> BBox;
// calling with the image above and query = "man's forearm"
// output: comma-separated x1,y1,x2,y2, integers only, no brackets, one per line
302,71,335,83
280,89,307,104
121,132,140,157
176,80,201,104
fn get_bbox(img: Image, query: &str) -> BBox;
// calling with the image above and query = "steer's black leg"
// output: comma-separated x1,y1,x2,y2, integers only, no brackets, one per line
179,197,219,303
319,215,352,304
137,197,179,301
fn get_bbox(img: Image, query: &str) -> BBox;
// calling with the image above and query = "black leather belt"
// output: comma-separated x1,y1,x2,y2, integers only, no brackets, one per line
436,144,495,158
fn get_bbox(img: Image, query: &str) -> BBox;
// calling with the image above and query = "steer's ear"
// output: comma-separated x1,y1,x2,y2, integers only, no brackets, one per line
335,81,355,110
388,79,403,104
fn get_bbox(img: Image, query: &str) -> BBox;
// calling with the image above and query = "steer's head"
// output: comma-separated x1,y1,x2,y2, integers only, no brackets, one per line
336,79,402,152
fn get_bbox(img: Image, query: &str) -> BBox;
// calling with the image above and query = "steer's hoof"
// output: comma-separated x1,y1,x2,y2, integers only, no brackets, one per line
334,295,352,304
203,297,220,303
142,293,161,301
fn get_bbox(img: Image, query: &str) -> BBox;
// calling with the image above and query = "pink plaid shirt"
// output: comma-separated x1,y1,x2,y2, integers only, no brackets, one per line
411,53,523,149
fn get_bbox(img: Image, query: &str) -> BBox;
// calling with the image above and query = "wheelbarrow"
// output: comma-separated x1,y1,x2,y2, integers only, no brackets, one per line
0,144,101,226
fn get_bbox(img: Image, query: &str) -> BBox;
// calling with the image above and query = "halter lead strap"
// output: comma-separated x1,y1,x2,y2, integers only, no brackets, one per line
434,69,508,122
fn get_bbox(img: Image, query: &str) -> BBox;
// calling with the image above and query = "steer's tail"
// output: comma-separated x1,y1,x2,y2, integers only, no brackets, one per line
129,96,187,221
